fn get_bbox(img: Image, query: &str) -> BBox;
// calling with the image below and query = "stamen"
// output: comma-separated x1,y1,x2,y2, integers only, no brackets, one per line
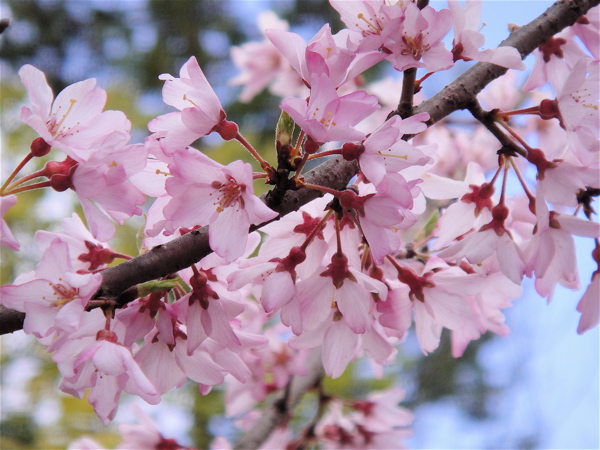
183,94,198,108
49,99,77,135
357,13,379,32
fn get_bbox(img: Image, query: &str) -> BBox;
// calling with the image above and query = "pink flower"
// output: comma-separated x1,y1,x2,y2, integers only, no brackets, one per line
388,259,483,354
35,213,124,272
162,148,278,262
71,135,148,242
266,24,384,88
577,271,599,335
385,3,454,73
573,5,600,59
438,204,525,285
18,64,131,162
449,0,525,70
356,113,431,187
149,56,238,151
60,331,160,425
281,72,379,145
0,238,102,340
330,0,406,53
339,174,420,264
230,11,306,102
522,30,588,92
1,195,20,251
525,186,600,300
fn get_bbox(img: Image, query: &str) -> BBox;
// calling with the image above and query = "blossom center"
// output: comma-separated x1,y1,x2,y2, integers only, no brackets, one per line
48,99,77,137
211,176,245,213
48,281,79,307
401,33,429,60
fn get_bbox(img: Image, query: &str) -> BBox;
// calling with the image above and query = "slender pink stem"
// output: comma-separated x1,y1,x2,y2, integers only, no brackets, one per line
302,182,340,198
2,180,52,196
496,119,534,152
1,153,34,194
307,148,343,161
235,132,273,172
299,209,333,252
499,105,541,117
5,168,48,192
508,156,535,202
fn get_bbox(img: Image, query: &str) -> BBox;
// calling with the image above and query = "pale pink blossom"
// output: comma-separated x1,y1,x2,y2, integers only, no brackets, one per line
0,195,19,251
18,64,131,162
149,56,238,151
385,3,454,72
577,271,599,335
449,0,525,70
266,24,384,89
573,5,600,59
162,148,278,262
330,0,407,52
71,135,148,242
439,204,525,284
0,238,102,340
522,30,588,92
230,12,306,102
356,113,431,187
60,332,160,425
525,186,600,300
281,72,379,145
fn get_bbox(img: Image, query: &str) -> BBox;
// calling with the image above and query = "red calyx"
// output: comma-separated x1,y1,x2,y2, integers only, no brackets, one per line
42,156,79,192
539,37,567,63
189,270,219,309
30,137,51,157
341,142,365,161
460,182,495,216
78,240,118,270
304,137,321,155
526,148,558,180
320,252,354,289
214,117,239,141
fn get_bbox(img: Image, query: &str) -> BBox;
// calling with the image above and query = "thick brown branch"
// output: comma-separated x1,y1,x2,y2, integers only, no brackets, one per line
412,0,600,125
1,0,598,336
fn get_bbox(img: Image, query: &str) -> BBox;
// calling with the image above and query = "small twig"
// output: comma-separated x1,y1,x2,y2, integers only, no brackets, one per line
467,101,527,157
394,68,417,120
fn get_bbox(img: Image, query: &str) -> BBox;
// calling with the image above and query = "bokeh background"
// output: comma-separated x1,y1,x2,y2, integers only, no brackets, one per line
0,1,598,449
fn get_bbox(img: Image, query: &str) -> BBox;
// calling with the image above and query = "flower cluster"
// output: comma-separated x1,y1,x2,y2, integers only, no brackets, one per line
1,0,598,446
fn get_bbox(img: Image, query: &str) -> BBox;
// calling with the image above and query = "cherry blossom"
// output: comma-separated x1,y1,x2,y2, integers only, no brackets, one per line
161,148,278,261
0,238,102,340
149,56,238,152
266,24,384,89
281,72,379,146
449,0,525,70
60,330,161,425
385,3,454,72
18,64,131,162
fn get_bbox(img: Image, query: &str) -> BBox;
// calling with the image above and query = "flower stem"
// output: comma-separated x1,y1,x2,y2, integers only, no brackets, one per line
2,180,52,196
301,182,340,198
235,132,273,173
0,153,34,195
307,148,342,161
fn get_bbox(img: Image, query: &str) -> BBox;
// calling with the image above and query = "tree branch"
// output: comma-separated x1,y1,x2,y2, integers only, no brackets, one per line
412,0,600,125
233,348,324,450
1,0,598,337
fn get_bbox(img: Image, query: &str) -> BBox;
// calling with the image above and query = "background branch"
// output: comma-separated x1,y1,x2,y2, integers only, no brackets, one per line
1,0,598,337
233,349,324,450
